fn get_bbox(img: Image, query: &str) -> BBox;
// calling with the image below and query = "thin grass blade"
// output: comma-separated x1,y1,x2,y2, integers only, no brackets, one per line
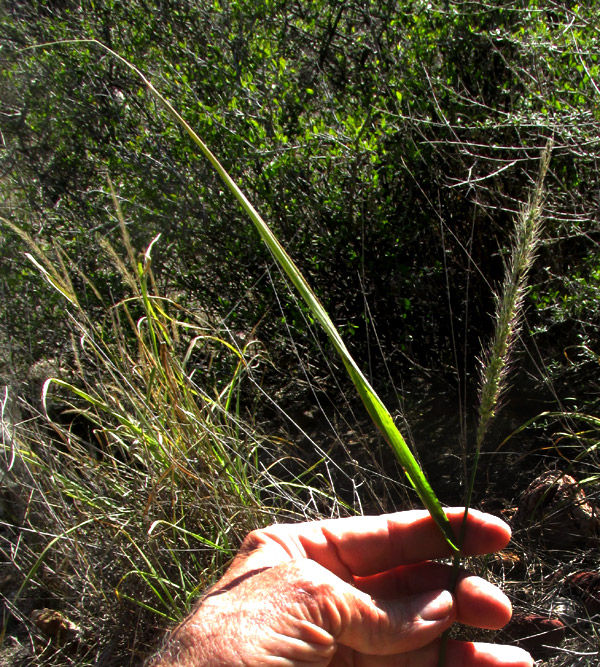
21,39,457,550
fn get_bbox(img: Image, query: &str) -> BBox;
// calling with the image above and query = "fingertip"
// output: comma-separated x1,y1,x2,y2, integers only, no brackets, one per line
493,594,513,630
455,574,513,629
442,639,530,666
467,642,534,667
458,509,512,554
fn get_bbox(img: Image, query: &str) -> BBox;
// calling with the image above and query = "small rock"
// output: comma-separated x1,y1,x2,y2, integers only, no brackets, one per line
29,608,80,643
514,470,600,547
564,571,600,616
499,614,566,658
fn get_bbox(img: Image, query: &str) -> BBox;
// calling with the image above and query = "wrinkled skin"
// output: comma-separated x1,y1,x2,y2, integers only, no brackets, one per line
151,508,533,667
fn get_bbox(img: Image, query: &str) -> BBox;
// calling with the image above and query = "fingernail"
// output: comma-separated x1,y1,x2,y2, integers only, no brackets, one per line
416,589,453,621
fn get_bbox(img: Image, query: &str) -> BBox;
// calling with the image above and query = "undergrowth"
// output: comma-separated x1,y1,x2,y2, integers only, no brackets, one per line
0,212,360,665
0,49,598,667
3,174,600,667
3,189,600,665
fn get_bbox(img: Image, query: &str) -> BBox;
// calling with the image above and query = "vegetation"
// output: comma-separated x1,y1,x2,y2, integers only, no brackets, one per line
1,1,600,665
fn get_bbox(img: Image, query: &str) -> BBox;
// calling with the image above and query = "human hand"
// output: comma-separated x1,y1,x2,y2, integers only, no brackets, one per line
152,508,532,666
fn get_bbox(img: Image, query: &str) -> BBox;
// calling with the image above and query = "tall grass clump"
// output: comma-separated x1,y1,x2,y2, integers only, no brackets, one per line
0,203,344,664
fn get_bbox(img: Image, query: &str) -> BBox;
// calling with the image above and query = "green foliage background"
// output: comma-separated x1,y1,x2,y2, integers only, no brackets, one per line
2,0,599,384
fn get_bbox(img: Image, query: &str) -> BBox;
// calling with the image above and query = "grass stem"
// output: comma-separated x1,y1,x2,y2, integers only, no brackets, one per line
438,140,552,667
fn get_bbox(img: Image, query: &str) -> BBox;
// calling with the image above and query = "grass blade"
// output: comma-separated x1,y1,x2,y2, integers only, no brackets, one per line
21,39,457,550
139,52,458,549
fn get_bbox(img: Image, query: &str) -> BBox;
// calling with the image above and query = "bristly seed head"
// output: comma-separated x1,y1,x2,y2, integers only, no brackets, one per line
475,140,552,452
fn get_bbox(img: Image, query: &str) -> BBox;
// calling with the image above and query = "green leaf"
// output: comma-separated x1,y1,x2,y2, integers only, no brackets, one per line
143,66,458,551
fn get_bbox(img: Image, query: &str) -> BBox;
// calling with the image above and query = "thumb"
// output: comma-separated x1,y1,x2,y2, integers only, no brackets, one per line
336,588,455,655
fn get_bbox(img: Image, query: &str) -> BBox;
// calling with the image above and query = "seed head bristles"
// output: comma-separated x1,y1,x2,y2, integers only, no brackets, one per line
461,141,552,543
439,140,553,667
475,140,552,458
2,217,80,307
463,141,552,529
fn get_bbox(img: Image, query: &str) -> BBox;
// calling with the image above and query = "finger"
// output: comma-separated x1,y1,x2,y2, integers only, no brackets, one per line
454,572,512,630
355,562,512,629
443,641,533,667
251,508,510,579
339,640,533,667
230,509,510,582
422,640,534,667
335,585,458,655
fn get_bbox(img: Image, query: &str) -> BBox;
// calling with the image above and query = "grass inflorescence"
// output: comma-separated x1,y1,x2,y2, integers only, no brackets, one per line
437,142,552,667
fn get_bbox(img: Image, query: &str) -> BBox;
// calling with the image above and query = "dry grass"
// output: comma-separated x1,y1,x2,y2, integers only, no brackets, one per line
0,220,354,665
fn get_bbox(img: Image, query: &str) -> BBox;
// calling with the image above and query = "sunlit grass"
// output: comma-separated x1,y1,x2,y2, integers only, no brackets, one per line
1,208,353,662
